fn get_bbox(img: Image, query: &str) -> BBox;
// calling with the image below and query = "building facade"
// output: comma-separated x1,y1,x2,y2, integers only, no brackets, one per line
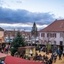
39,19,64,46
4,30,31,43
0,27,4,43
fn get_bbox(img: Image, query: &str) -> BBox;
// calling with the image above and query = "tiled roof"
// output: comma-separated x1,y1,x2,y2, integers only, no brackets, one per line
4,30,17,37
40,19,64,32
4,30,31,37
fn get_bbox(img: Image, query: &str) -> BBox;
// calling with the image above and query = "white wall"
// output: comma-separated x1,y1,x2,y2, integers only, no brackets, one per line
39,32,64,45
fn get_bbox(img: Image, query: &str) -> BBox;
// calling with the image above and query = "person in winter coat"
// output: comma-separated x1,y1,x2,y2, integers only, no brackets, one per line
57,48,62,60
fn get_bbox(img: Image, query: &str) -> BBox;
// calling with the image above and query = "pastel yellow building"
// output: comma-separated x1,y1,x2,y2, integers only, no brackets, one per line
0,27,4,43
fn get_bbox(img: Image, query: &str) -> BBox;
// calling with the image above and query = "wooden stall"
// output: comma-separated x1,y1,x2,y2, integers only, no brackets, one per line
18,46,36,58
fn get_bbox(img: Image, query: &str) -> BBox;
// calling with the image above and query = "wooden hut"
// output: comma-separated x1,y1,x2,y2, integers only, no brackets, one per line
18,46,36,58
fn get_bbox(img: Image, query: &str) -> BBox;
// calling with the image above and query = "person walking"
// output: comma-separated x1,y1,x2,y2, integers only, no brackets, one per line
63,49,64,57
57,48,62,60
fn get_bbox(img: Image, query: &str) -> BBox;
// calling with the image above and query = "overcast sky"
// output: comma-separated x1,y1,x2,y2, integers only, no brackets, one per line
0,0,64,31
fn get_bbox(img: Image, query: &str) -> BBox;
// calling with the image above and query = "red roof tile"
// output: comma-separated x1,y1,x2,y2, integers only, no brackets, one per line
40,19,64,32
4,30,31,37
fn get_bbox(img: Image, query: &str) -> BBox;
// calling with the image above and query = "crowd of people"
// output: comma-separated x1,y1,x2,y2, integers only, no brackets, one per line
34,53,52,64
0,43,64,64
0,43,10,54
13,46,64,64
0,44,10,64
37,46,64,64
0,60,5,64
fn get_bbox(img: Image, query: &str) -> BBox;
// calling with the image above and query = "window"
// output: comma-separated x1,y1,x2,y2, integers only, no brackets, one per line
60,32,64,37
41,33,45,37
47,33,56,38
53,33,56,38
47,33,49,37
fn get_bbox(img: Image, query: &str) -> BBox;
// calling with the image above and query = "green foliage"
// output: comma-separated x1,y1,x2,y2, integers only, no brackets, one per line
10,31,26,56
10,47,17,56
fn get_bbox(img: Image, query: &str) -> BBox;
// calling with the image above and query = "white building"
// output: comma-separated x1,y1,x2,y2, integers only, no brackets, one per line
39,19,64,46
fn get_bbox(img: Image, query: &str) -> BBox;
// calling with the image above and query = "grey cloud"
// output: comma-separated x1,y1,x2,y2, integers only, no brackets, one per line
16,0,22,3
0,0,4,5
0,7,55,24
10,0,22,4
1,25,32,31
0,0,10,7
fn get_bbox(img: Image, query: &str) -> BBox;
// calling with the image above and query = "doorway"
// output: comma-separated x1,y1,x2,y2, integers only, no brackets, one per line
60,41,63,51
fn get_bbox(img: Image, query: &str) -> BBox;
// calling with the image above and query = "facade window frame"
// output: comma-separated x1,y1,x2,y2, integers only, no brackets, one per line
41,33,45,37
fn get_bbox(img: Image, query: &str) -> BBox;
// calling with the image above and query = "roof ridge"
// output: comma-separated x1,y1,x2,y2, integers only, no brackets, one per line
40,19,56,31
39,19,64,32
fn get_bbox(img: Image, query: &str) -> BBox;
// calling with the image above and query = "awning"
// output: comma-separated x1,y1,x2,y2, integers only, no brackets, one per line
5,56,43,64
0,53,7,60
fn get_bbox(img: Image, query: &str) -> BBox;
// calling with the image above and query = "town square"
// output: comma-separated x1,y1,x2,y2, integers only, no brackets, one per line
0,0,64,64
